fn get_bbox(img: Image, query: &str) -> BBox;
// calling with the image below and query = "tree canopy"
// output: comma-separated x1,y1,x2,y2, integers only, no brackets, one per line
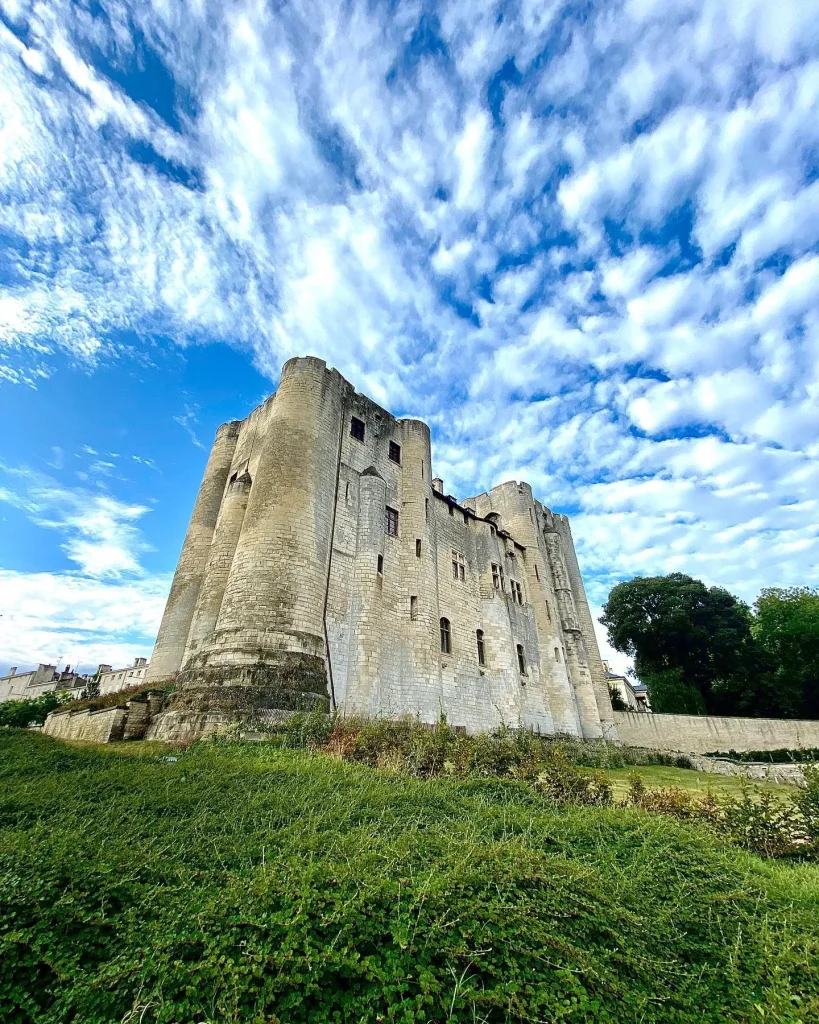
601,576,819,718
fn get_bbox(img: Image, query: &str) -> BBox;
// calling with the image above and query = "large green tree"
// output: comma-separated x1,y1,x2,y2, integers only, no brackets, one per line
600,574,762,716
752,588,819,719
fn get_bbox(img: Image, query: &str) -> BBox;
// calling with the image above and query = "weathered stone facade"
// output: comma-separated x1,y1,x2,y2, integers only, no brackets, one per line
146,356,616,743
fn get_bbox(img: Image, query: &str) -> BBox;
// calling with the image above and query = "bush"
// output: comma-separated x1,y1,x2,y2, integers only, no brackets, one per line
0,691,72,728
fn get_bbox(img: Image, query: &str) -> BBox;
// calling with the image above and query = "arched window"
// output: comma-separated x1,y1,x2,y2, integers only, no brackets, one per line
517,644,526,675
476,629,485,666
554,647,560,662
440,617,451,655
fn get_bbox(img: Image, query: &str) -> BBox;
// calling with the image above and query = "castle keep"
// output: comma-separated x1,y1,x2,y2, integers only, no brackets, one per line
145,356,617,742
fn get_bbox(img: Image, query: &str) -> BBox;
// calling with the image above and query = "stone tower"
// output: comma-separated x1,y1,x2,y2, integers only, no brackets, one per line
146,356,616,743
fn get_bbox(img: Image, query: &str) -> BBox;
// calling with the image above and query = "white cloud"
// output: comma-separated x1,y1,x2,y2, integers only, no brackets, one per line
1,0,818,680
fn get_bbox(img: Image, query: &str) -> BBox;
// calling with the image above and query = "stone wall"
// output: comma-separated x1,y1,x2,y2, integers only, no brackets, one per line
44,706,128,743
614,711,819,754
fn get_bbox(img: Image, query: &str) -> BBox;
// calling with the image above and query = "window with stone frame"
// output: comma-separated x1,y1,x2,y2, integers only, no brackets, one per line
388,440,401,464
385,506,399,537
491,563,504,591
410,596,418,621
451,550,465,581
554,647,561,662
416,538,422,557
517,644,526,675
476,629,486,666
510,580,523,604
440,617,452,654
350,416,365,442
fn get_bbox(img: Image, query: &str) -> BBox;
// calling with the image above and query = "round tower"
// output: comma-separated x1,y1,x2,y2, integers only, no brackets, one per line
145,420,241,684
173,357,351,718
182,468,252,663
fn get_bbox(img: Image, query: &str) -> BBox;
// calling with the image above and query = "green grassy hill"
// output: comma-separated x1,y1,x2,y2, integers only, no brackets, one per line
1,731,817,1023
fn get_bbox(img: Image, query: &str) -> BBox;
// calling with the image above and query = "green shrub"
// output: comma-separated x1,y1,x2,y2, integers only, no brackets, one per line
0,691,72,728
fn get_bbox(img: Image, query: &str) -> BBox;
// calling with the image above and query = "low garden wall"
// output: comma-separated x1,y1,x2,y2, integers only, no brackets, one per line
43,706,128,743
614,711,819,754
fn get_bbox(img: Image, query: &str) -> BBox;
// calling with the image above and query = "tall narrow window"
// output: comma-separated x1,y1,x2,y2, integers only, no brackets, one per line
377,554,383,574
440,617,451,654
463,512,469,526
350,416,365,442
425,498,429,521
410,596,418,621
492,563,504,591
449,504,454,516
345,480,350,502
512,580,523,604
545,599,551,622
416,538,422,558
389,441,401,464
385,506,399,537
476,629,485,666
517,644,526,675
534,565,539,581
452,550,465,581
421,461,424,479
554,647,560,662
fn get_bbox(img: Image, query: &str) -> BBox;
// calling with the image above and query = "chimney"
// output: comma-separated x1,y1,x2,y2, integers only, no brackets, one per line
432,477,444,493
8,667,16,677
134,657,147,668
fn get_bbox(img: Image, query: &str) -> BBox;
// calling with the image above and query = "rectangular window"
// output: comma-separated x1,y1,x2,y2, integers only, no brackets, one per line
385,506,399,537
389,441,401,464
534,564,539,581
425,498,429,521
463,512,469,526
517,644,527,675
377,554,383,574
511,580,523,604
350,416,365,442
410,596,418,621
554,647,560,662
476,630,485,667
452,550,465,581
416,538,422,558
440,617,451,654
449,504,454,516
492,563,504,591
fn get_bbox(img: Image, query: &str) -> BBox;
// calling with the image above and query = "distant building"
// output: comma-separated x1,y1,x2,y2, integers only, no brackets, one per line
0,657,150,703
0,664,87,703
98,657,149,695
603,661,651,712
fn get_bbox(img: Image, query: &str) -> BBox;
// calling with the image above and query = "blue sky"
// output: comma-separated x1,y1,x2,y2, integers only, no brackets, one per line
1,0,818,675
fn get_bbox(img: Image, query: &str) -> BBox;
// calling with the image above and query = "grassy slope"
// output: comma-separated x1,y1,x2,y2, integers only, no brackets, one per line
0,732,817,1024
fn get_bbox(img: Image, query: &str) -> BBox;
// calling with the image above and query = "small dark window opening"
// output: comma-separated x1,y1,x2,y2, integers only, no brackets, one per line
440,617,451,654
425,498,429,521
463,512,469,526
421,461,424,479
416,538,422,557
554,647,560,662
350,416,365,442
389,441,401,464
476,630,485,666
386,506,399,537
410,596,418,620
345,481,350,502
517,644,526,675
449,504,454,516
545,599,551,622
534,565,539,581
377,554,383,574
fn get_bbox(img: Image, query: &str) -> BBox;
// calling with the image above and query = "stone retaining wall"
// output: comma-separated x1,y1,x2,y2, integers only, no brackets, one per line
614,711,819,754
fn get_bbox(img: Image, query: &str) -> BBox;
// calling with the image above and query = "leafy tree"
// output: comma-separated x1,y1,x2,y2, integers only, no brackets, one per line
607,684,629,712
0,690,73,728
600,574,761,716
752,588,819,719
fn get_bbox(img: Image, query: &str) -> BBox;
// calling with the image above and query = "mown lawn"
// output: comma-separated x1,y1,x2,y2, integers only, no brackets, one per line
1,730,817,1023
602,763,798,802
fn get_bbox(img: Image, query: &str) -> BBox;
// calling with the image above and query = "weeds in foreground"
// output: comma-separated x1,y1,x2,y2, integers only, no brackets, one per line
273,713,819,860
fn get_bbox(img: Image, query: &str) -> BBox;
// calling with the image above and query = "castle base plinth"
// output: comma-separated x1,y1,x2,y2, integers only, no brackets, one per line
148,656,331,742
